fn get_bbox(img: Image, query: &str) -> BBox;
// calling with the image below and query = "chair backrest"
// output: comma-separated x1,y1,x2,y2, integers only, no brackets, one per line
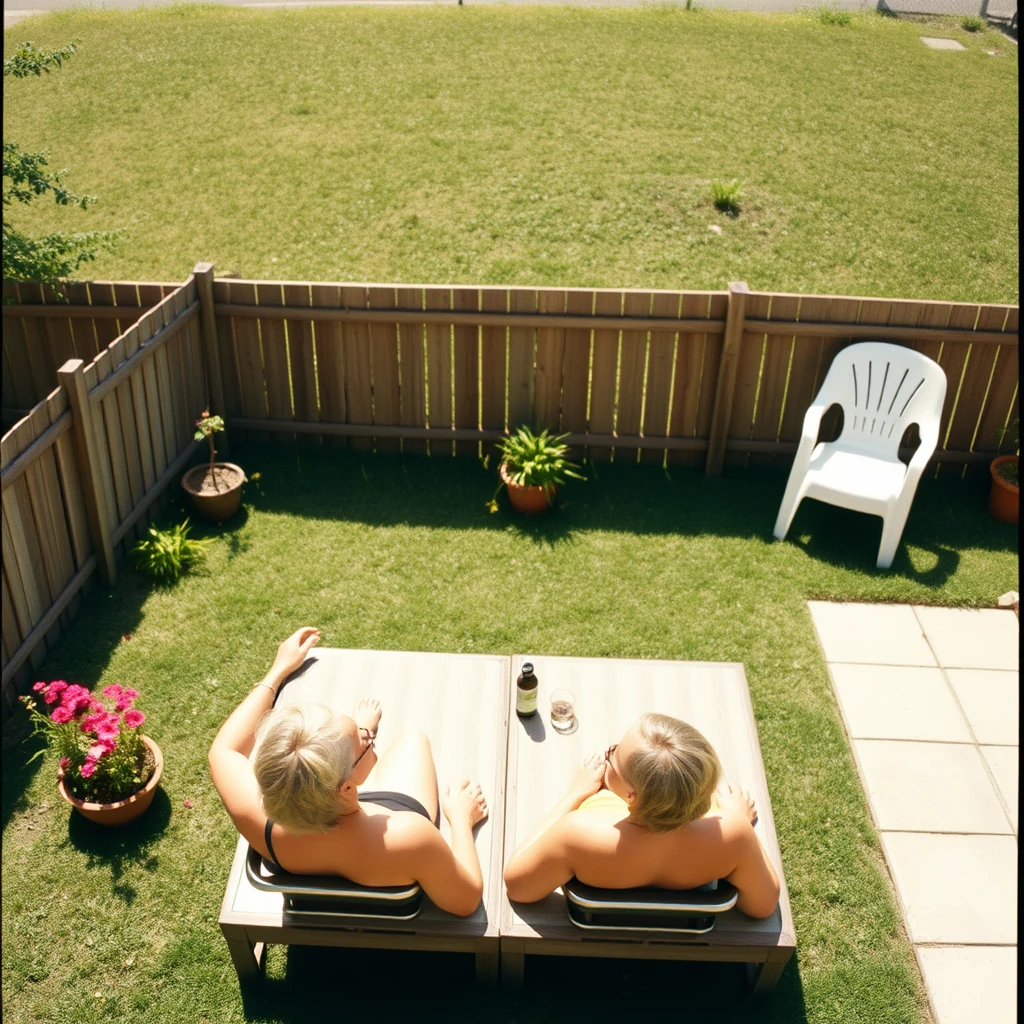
815,342,947,457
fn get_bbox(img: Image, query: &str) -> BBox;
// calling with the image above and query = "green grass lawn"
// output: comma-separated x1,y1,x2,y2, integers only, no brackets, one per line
2,447,1018,1024
2,5,1019,302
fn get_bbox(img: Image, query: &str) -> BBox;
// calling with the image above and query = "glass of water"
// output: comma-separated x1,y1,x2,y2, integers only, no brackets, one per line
550,689,576,734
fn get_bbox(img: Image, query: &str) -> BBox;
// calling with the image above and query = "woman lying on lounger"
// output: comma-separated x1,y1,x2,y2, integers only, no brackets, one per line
503,713,780,918
209,627,489,917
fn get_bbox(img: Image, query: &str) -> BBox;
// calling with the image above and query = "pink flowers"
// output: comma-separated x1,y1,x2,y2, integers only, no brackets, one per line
21,680,154,803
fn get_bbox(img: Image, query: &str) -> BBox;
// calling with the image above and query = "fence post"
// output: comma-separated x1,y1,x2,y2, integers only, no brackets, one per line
194,261,230,456
705,281,750,477
58,359,117,585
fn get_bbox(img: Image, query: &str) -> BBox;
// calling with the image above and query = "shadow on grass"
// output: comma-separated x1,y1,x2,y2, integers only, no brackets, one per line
236,442,1016,559
64,787,171,903
239,945,807,1023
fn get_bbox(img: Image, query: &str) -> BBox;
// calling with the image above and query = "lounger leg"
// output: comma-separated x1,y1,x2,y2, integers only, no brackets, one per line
222,925,263,982
747,950,791,994
500,949,525,989
475,951,499,988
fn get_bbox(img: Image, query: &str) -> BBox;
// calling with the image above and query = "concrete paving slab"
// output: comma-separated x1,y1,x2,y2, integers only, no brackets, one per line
981,746,1019,832
809,601,936,667
853,739,1011,834
913,607,1019,671
830,664,972,742
920,37,967,50
916,946,1017,1024
946,669,1019,745
881,832,1018,943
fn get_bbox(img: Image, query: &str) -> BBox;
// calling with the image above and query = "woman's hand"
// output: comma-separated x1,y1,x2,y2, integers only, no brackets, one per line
354,696,382,736
568,752,606,804
269,627,320,683
712,782,758,825
442,780,489,829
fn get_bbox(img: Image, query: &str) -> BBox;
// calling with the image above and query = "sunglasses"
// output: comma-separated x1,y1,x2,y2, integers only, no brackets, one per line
353,727,376,768
604,744,618,769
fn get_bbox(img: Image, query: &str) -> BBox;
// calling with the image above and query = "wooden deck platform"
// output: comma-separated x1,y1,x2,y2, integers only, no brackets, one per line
218,648,510,985
499,655,796,992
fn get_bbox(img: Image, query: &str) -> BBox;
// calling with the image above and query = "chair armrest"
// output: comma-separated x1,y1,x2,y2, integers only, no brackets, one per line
793,402,830,464
906,423,940,479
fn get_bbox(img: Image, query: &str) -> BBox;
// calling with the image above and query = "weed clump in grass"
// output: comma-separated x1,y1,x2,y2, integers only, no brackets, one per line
132,519,210,584
710,179,743,217
815,6,852,26
960,14,985,31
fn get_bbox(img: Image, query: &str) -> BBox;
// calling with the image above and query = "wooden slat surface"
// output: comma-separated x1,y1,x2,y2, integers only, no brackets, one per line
559,290,593,462
748,294,801,468
616,292,650,463
283,283,319,449
397,287,427,457
230,281,270,445
368,286,401,453
507,289,536,431
534,290,566,436
480,289,508,436
588,291,621,461
452,288,480,459
501,654,794,957
310,284,347,450
222,648,509,944
424,287,454,457
639,293,678,466
341,286,374,451
256,283,294,444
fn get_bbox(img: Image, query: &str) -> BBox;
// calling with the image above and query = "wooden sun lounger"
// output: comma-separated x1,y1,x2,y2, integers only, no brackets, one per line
499,655,796,993
218,648,509,986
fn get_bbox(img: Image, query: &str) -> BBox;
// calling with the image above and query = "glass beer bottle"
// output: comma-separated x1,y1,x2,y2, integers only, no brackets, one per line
516,662,538,719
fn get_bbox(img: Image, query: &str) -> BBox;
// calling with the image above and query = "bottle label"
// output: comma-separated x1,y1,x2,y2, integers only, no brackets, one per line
516,687,538,716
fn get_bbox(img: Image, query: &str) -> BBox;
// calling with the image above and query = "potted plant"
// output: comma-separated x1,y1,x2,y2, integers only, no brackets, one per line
487,426,585,515
989,420,1018,525
181,411,245,523
20,682,163,826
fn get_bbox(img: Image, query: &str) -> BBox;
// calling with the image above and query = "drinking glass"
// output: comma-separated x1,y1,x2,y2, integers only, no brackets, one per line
550,689,576,734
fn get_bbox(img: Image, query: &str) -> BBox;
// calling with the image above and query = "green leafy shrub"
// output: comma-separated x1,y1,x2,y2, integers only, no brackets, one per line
487,426,585,511
816,7,852,26
710,179,743,216
961,15,985,31
131,520,211,583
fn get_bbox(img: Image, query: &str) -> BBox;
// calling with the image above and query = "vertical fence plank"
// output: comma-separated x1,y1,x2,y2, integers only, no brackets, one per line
2,300,37,414
534,289,566,437
88,282,124,350
667,292,708,468
588,290,622,461
452,287,480,458
480,288,508,436
255,282,294,445
65,282,100,363
722,288,765,470
213,279,244,427
136,316,169,485
120,325,157,505
775,295,830,453
748,294,801,467
559,290,593,462
936,305,989,471
425,287,454,457
368,286,401,453
230,281,269,445
641,292,680,466
52,427,92,572
706,283,750,476
616,291,650,463
341,286,374,451
311,284,347,450
2,513,36,655
396,286,427,457
282,282,318,448
507,289,536,431
38,284,77,384
975,308,1019,455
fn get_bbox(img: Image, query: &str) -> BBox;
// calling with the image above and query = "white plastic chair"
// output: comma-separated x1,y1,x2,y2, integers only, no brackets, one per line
773,342,946,569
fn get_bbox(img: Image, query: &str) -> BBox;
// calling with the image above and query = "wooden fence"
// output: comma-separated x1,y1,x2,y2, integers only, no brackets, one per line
2,274,206,709
2,280,180,427
211,279,1019,472
1,267,1019,713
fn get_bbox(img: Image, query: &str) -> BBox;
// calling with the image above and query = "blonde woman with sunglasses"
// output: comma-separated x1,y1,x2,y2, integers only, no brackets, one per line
209,628,489,917
503,713,779,918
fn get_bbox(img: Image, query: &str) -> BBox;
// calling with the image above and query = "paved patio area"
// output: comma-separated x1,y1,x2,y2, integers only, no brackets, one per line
809,601,1018,1024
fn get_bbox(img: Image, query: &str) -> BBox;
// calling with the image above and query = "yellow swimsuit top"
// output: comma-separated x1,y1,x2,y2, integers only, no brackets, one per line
578,790,629,814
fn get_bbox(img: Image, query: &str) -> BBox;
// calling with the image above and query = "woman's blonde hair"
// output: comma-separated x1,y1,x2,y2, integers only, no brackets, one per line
253,703,354,833
621,713,722,833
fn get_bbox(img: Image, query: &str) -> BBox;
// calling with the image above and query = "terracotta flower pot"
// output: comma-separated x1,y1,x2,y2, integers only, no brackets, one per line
58,735,163,826
500,461,556,515
988,456,1019,525
181,462,245,523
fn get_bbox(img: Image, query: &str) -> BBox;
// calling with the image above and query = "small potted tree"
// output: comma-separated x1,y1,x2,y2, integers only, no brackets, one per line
181,411,246,523
487,426,585,515
989,420,1018,525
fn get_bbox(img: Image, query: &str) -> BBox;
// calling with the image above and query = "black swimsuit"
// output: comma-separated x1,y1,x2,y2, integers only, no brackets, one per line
262,790,435,874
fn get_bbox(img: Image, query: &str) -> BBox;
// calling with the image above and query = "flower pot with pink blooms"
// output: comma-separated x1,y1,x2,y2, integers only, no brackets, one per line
20,682,162,826
181,411,245,523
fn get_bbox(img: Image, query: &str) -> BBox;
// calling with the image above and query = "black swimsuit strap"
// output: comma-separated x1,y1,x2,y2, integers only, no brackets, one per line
264,818,282,871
